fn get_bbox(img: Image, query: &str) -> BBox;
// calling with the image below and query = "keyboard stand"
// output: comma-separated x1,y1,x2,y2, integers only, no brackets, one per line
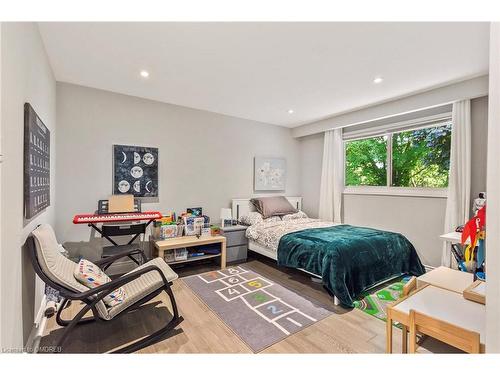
89,219,156,246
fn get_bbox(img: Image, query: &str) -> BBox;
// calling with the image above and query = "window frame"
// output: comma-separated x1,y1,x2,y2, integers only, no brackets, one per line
343,117,451,198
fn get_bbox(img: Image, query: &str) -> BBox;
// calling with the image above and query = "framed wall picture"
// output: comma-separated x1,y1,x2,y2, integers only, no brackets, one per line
254,156,286,191
113,145,158,197
24,103,51,219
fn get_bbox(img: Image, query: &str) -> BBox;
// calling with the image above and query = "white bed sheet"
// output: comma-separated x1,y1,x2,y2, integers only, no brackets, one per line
245,218,339,253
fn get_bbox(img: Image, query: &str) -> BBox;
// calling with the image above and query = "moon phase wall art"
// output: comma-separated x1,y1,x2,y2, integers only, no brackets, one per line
113,145,158,197
24,103,51,220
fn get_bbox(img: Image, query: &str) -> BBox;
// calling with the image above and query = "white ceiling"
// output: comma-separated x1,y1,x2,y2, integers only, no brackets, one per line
38,22,490,127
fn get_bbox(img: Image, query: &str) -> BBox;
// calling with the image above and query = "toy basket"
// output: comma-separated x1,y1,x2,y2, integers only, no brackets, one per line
153,223,185,240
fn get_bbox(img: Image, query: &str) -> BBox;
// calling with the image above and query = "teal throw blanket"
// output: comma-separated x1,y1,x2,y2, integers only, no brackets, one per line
277,225,425,307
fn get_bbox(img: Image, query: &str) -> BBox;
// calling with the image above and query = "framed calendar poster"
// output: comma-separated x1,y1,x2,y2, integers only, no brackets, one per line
24,103,51,220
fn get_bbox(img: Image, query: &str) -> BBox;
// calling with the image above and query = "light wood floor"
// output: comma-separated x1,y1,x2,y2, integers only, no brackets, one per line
40,254,460,354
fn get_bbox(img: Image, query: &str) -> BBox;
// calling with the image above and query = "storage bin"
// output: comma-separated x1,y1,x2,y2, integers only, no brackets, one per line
164,249,175,263
174,248,188,261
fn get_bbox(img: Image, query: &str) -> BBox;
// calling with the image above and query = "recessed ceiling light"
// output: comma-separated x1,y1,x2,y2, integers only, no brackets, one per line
140,70,150,78
288,109,295,114
373,76,383,84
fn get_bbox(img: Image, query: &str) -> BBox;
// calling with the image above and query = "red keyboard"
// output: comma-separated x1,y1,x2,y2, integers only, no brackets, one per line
73,211,162,224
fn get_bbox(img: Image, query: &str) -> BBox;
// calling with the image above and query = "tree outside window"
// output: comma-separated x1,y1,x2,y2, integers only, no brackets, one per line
345,121,452,188
345,136,387,186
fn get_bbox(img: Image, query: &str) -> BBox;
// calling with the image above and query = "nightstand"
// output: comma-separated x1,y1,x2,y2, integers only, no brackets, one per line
221,224,248,263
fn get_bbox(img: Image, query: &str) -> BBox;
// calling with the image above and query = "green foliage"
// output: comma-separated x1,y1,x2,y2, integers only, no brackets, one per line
392,123,451,187
345,136,387,186
345,123,451,188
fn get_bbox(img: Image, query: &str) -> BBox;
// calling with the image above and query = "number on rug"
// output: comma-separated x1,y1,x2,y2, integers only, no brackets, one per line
267,305,284,315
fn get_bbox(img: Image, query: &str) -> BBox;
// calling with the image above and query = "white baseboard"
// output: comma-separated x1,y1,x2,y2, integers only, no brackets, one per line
24,295,60,353
25,295,50,353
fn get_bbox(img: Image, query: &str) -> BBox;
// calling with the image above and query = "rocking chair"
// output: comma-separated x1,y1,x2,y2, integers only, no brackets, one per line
27,224,183,353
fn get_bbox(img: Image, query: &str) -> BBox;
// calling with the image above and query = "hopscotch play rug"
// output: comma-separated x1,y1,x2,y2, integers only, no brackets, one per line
353,276,411,324
182,266,334,352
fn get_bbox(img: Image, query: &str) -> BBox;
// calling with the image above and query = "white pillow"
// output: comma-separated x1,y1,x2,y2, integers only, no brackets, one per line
282,210,308,221
239,211,264,226
74,259,125,307
263,216,282,223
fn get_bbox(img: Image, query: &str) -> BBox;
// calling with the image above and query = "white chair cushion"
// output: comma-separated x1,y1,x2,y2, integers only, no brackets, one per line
32,224,178,321
107,258,178,319
32,224,109,319
74,259,125,308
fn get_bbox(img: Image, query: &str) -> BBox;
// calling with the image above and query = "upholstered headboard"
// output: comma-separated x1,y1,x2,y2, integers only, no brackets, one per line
231,196,302,220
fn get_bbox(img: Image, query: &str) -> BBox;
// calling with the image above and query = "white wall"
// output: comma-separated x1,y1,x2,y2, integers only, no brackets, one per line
470,96,489,204
55,83,300,259
292,76,489,138
0,23,56,350
298,97,488,268
486,22,500,353
343,195,446,266
0,21,3,349
299,133,324,217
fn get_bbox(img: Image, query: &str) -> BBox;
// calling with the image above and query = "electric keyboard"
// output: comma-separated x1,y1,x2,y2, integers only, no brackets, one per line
73,211,162,224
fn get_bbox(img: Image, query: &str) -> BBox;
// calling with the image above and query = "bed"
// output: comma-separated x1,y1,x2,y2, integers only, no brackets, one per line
233,197,315,259
231,197,426,307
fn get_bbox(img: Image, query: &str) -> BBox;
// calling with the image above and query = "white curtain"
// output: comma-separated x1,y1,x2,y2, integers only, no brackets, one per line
442,99,471,266
318,128,343,223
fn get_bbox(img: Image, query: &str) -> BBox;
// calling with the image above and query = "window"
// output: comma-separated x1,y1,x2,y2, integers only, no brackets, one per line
391,124,451,188
345,120,452,192
345,136,388,186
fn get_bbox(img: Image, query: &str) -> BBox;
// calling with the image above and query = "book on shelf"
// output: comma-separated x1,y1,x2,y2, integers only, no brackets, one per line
184,216,205,236
194,243,221,254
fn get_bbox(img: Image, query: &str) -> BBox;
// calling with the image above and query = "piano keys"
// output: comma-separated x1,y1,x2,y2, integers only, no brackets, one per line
73,211,162,224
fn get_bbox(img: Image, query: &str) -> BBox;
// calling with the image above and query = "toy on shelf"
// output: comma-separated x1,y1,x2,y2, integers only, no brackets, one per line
152,211,183,239
161,211,176,224
472,192,486,216
210,225,221,236
461,205,486,277
180,207,211,237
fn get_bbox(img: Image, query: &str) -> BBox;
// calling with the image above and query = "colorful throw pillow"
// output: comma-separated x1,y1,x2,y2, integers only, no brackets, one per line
74,259,125,307
282,210,308,221
239,211,264,226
